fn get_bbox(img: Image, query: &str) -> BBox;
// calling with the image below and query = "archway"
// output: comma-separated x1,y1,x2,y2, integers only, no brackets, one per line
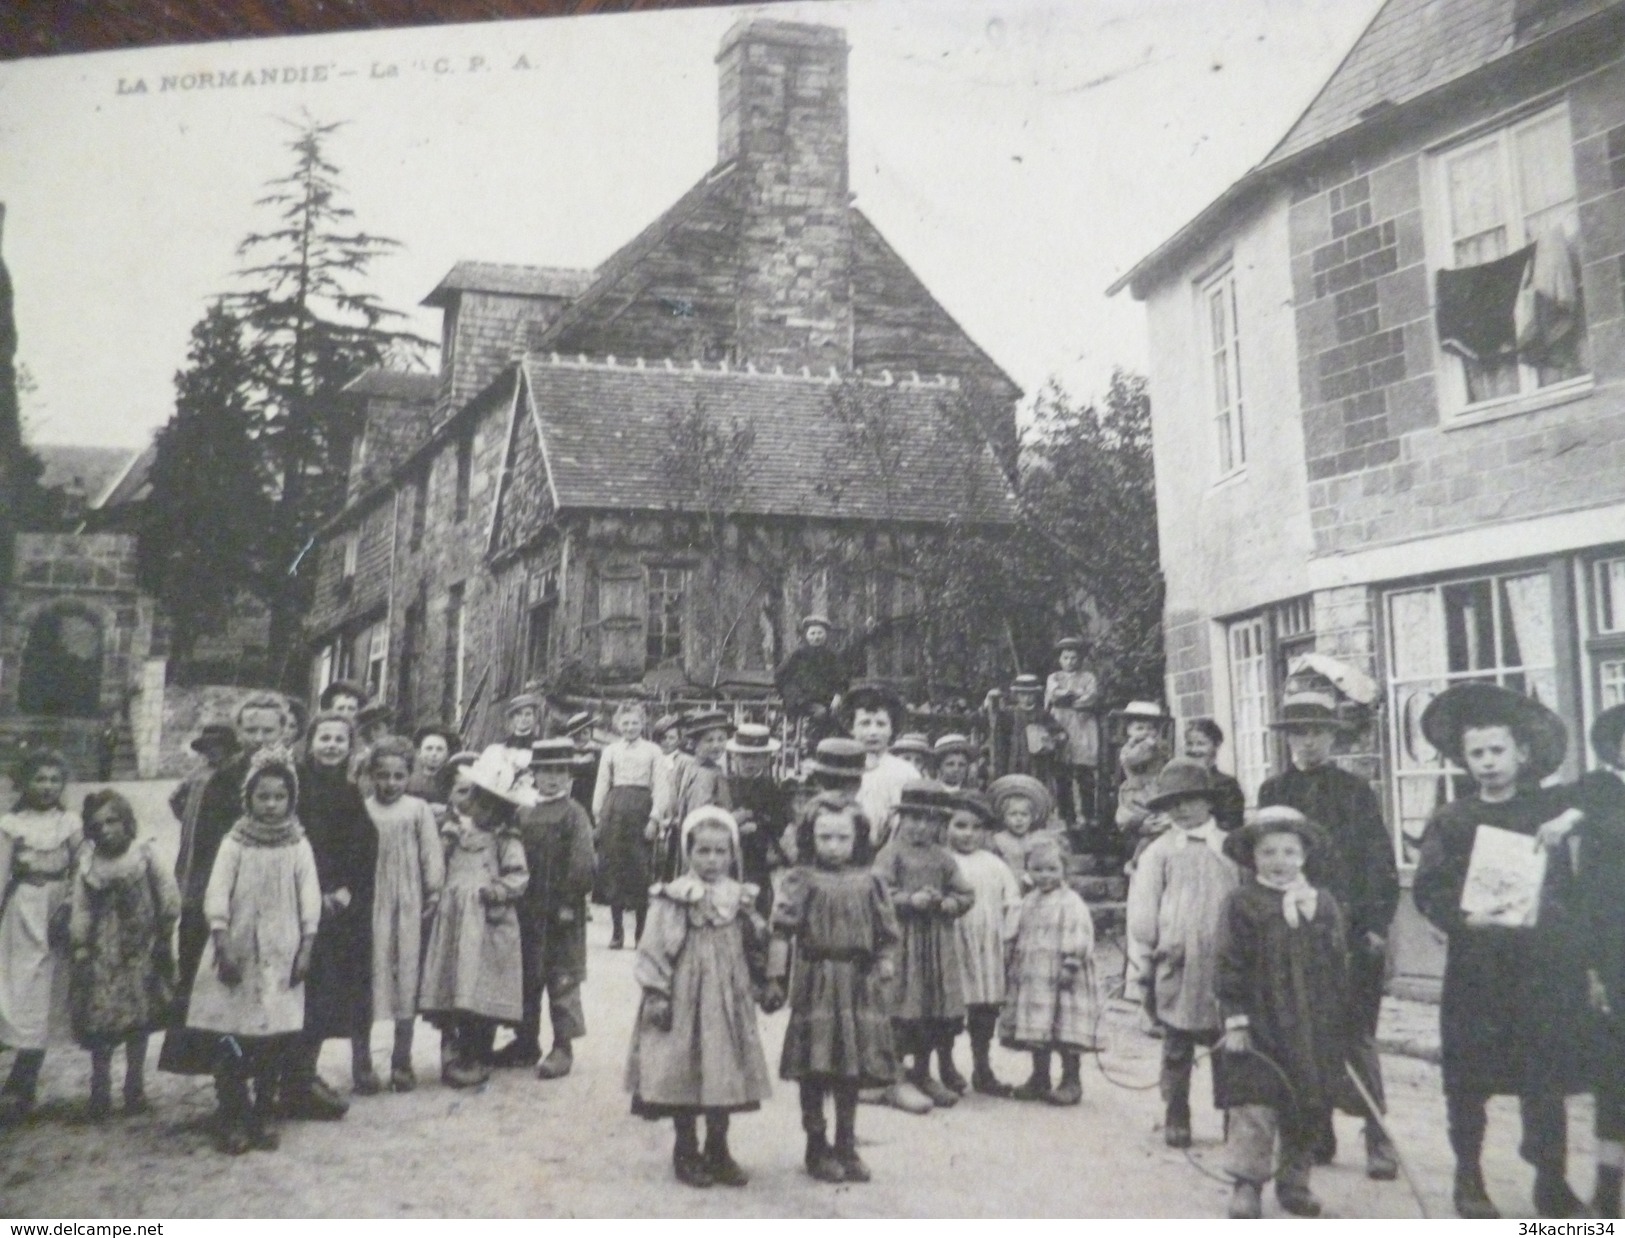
18,606,104,717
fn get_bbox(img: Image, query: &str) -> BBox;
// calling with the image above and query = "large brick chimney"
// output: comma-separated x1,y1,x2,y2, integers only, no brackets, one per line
717,20,853,372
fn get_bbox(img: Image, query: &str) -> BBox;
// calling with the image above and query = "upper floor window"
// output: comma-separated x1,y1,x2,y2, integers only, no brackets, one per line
1430,103,1587,412
1202,265,1246,476
341,533,359,582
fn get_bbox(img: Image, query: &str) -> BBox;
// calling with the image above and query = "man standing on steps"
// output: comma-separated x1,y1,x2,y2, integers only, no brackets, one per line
1256,670,1400,1182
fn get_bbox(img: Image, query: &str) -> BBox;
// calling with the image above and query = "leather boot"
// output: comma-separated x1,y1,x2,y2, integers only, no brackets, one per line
673,1116,711,1188
704,1114,749,1187
1275,1154,1322,1218
1453,1164,1499,1219
805,1131,843,1182
1364,1120,1399,1181
1534,1167,1591,1219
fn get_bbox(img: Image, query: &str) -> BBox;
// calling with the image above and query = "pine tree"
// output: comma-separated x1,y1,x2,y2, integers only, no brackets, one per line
136,303,271,667
229,115,424,686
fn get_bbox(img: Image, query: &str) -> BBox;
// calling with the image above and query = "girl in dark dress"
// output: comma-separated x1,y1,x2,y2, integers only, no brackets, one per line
1413,682,1590,1219
1214,808,1350,1219
290,713,379,1098
762,794,900,1185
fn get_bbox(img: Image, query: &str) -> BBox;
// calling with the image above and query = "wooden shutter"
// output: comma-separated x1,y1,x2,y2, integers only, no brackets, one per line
597,564,645,670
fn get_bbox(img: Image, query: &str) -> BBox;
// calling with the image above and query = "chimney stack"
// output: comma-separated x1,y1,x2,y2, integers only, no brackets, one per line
717,20,853,372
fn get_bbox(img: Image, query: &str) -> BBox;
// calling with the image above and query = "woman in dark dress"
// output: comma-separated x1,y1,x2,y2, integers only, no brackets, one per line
1412,682,1590,1220
289,713,379,1099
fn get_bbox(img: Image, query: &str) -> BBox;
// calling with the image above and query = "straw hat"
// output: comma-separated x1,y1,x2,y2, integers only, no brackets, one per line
726,723,781,756
683,709,734,739
1115,700,1167,722
897,781,961,818
890,732,933,758
805,737,867,785
799,614,833,634
932,733,974,758
529,738,579,769
987,774,1054,827
1268,672,1352,732
1223,805,1331,870
458,751,528,804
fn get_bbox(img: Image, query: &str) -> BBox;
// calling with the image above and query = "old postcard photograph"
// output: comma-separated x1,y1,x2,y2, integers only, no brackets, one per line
1,0,1623,1221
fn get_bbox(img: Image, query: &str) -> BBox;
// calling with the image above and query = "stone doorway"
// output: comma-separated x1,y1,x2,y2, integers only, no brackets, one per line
17,605,104,717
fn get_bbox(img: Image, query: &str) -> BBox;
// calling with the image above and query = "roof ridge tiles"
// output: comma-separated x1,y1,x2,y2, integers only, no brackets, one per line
522,350,959,389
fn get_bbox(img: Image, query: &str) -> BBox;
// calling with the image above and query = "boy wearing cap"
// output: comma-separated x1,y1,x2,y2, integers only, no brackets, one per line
660,711,734,884
775,615,849,747
496,739,597,1077
725,723,789,914
1256,673,1399,1179
1126,758,1241,1149
932,735,974,792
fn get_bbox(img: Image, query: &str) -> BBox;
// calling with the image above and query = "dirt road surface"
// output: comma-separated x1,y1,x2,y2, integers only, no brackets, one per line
0,780,1597,1217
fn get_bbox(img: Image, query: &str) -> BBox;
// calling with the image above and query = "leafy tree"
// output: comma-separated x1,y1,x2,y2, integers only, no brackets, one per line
0,205,49,589
136,303,272,667
229,114,425,686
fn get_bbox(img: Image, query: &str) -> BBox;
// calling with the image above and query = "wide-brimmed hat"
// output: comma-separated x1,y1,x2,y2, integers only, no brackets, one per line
412,723,460,749
1010,674,1044,695
1421,682,1567,781
890,732,933,758
1054,636,1086,654
1269,672,1353,732
932,733,974,758
1115,700,1167,722
1145,758,1216,811
726,723,782,756
898,781,960,818
460,751,527,804
683,708,733,739
190,724,241,756
530,738,580,769
1593,704,1625,768
1224,806,1332,870
356,702,393,726
987,774,1054,827
506,693,542,716
652,712,683,740
560,711,595,738
805,737,867,784
799,614,832,634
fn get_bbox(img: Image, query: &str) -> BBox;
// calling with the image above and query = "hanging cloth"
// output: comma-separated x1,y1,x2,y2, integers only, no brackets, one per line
1515,227,1580,366
1436,243,1535,361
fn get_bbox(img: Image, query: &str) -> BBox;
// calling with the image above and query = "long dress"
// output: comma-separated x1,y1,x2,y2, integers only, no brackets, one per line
591,738,661,909
624,874,772,1116
185,822,321,1038
871,837,974,1024
367,793,445,1022
1412,784,1592,1097
0,806,80,1050
299,761,377,1040
68,839,181,1046
419,820,529,1025
771,864,901,1086
1212,880,1351,1115
999,884,1102,1051
952,849,1022,1007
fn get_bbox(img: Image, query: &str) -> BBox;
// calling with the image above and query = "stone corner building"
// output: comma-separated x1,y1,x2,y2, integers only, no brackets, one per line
1112,0,1625,994
304,18,1021,744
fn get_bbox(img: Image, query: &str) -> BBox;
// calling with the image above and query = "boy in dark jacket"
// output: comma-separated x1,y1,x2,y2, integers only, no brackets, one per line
493,739,597,1078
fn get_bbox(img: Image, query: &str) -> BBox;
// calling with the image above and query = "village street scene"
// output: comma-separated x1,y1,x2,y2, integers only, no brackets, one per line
2,0,1625,1220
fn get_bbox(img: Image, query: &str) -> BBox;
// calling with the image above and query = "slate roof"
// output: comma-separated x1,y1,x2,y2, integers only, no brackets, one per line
95,441,156,509
421,261,596,308
520,354,1017,526
33,444,138,502
1110,0,1625,298
342,368,441,402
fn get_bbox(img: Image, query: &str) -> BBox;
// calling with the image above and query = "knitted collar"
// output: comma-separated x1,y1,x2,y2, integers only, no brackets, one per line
230,815,305,848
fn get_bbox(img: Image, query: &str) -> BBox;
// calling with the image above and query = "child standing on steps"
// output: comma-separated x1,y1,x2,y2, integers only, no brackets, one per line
366,737,444,1092
944,792,1022,1096
185,750,321,1154
763,794,900,1184
0,749,81,1124
69,790,180,1119
626,806,772,1188
999,834,1100,1105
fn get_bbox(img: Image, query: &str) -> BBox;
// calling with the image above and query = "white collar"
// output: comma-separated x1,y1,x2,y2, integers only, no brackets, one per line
1174,817,1224,851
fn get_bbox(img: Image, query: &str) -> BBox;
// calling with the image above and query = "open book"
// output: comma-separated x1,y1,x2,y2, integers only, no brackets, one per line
1460,824,1549,928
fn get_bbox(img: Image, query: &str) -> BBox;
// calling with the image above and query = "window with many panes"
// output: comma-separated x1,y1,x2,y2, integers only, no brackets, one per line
646,567,687,668
1203,265,1246,476
1385,569,1557,857
864,570,923,680
1584,553,1625,725
1430,103,1587,410
1227,616,1272,800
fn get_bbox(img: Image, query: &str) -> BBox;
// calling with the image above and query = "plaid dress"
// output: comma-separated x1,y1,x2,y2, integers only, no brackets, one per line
999,884,1101,1052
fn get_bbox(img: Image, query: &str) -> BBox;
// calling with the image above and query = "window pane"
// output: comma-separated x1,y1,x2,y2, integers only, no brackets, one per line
1515,113,1577,220
1443,579,1496,673
1497,572,1552,674
1599,560,1625,633
1389,589,1444,679
1446,142,1506,255
1602,658,1625,708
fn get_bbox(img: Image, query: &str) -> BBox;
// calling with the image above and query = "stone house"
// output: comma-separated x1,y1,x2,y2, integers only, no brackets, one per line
303,19,1021,744
1111,0,1625,991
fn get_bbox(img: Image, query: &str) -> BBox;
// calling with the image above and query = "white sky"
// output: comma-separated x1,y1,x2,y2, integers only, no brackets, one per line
0,0,1381,448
